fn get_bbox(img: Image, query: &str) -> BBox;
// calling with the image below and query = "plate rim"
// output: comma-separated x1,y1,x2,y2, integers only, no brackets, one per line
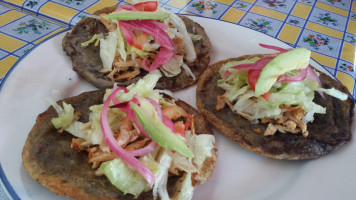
0,15,350,199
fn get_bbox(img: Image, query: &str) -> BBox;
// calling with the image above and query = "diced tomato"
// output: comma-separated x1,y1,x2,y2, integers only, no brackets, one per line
247,69,271,101
133,1,158,12
184,114,192,130
133,31,148,50
247,69,260,90
174,121,185,137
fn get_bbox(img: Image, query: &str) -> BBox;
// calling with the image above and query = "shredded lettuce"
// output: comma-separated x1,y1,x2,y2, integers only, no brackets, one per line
153,151,172,200
50,101,74,129
100,158,154,198
81,33,102,47
163,9,196,63
160,56,182,77
100,31,118,70
188,133,215,169
217,59,348,123
177,173,194,200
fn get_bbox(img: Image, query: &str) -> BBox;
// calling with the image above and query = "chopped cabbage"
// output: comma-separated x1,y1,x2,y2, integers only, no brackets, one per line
100,158,154,198
153,151,172,200
50,101,74,129
160,56,182,77
177,173,194,200
162,9,196,63
100,31,118,70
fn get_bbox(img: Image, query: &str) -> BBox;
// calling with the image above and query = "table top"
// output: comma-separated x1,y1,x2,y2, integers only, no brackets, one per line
0,0,355,98
0,0,356,199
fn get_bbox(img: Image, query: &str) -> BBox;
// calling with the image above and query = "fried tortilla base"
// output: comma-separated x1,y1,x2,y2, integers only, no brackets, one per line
62,7,211,91
196,55,354,160
22,90,217,199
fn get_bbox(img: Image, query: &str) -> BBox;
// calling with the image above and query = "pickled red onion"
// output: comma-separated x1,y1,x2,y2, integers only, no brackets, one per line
259,43,291,52
119,20,174,71
129,140,157,157
100,87,155,187
277,68,308,82
306,65,325,97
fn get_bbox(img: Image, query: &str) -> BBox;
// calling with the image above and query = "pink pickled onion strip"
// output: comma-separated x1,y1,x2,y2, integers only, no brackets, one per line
145,97,163,118
277,68,308,82
231,57,275,71
129,140,157,157
223,70,231,78
259,43,291,52
115,4,136,11
100,87,155,187
119,22,135,46
306,65,325,98
162,116,175,132
142,47,174,71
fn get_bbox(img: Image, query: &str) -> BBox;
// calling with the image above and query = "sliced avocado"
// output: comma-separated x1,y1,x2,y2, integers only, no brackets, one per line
131,98,194,158
103,10,170,21
255,47,311,96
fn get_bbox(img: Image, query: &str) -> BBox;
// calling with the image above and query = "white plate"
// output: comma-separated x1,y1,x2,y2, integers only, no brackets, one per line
0,16,355,200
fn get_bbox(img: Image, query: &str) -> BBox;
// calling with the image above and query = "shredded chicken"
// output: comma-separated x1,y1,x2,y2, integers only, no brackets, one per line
216,95,310,137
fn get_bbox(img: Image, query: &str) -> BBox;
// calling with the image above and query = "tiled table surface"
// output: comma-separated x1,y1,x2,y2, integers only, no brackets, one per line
0,0,356,199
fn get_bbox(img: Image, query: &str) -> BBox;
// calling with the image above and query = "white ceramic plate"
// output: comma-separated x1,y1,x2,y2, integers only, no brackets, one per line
0,16,355,200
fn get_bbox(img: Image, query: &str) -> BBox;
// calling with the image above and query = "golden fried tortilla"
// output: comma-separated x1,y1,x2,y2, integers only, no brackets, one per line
22,89,217,199
196,55,354,160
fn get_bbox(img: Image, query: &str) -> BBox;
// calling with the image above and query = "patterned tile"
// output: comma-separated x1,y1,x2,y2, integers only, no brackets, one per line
50,0,96,11
69,12,88,25
255,0,296,14
1,15,62,42
297,0,316,6
232,1,253,11
286,15,306,27
0,49,8,60
351,12,356,21
298,29,342,58
185,0,229,19
338,59,356,77
162,5,181,13
318,0,351,10
13,43,34,57
0,4,11,14
345,33,356,46
0,181,10,200
22,0,47,12
239,12,283,36
309,7,347,31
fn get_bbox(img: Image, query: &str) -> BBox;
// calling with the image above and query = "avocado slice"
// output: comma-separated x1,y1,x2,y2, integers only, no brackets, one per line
103,10,170,21
131,98,194,158
255,47,311,96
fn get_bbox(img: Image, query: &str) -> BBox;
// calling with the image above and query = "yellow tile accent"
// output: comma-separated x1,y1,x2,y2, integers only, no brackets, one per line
33,27,66,44
0,10,25,27
0,55,18,77
240,0,256,3
291,3,311,19
0,33,26,52
315,2,348,17
347,20,356,35
251,6,286,21
340,42,356,64
277,24,301,44
336,71,354,94
40,2,78,23
214,0,235,4
221,7,245,24
167,0,190,9
306,22,343,39
352,1,356,13
85,0,119,13
311,52,337,69
179,11,194,15
5,0,25,6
